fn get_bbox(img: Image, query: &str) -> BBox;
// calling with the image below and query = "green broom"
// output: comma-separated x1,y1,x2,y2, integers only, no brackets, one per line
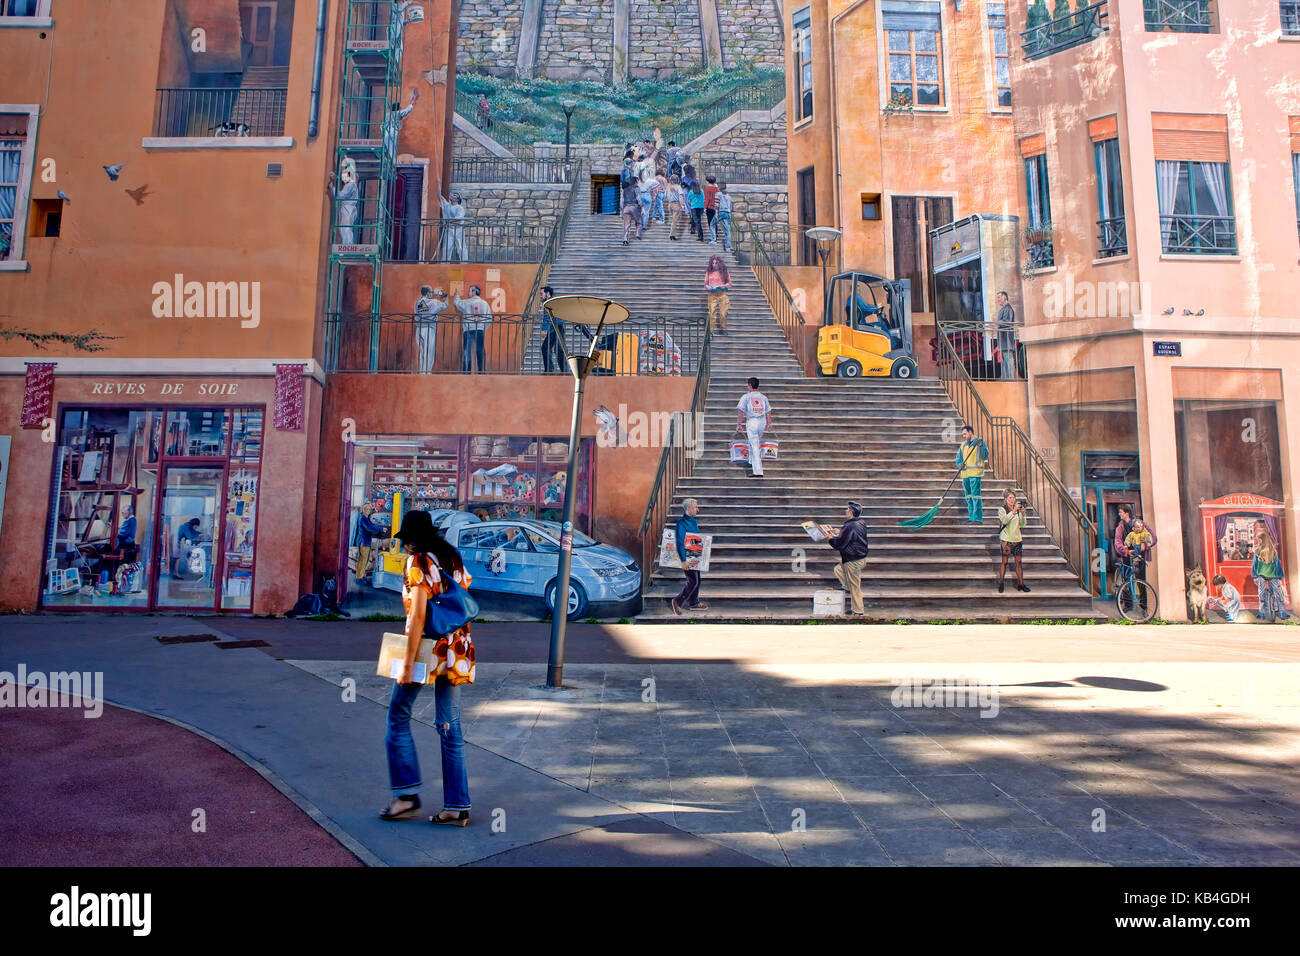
898,464,965,528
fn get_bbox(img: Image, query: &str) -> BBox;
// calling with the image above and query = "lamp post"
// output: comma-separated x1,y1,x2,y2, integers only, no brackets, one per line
561,99,577,181
541,295,630,689
805,226,842,325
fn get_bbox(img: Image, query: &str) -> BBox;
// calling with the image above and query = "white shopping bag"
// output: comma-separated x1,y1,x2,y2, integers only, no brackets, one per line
659,528,712,573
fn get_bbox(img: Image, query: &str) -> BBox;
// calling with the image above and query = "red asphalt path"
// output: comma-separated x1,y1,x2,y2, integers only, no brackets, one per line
0,693,362,866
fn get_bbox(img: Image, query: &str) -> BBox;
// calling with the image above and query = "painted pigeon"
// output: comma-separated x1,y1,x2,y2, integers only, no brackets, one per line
56,189,71,203
103,163,125,181
1162,307,1175,315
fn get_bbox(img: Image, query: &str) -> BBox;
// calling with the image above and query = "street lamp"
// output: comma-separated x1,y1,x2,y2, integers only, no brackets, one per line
541,294,630,689
805,226,842,325
561,99,578,179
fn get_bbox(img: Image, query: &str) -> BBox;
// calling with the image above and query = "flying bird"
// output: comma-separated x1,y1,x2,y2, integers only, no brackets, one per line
56,189,71,203
1162,307,1175,315
103,163,125,181
125,184,152,206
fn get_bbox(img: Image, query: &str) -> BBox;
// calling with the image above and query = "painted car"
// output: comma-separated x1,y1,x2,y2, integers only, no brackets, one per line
453,519,641,618
427,509,482,536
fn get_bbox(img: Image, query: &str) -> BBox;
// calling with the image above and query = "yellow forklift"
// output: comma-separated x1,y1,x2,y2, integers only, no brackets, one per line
815,272,918,379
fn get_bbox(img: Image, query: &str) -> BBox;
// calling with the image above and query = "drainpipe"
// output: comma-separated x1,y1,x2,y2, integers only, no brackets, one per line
308,0,330,138
829,0,874,238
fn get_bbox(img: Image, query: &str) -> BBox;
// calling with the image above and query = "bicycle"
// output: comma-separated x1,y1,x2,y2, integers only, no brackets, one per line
1115,555,1159,623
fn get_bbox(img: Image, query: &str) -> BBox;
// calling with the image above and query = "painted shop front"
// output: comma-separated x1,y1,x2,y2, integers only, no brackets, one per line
0,367,320,615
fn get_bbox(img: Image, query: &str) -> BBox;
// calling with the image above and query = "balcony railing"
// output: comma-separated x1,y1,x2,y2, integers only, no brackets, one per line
323,312,704,376
1097,216,1128,258
449,156,575,184
385,217,555,264
1143,0,1216,32
1282,0,1300,35
1021,1,1109,60
1160,213,1237,255
153,88,287,138
935,320,1026,382
660,75,786,148
1025,225,1055,270
453,86,537,159
695,156,788,186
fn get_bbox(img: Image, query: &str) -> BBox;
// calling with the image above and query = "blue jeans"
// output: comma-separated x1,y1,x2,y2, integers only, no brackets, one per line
639,194,653,228
462,328,485,372
386,677,471,811
712,213,732,250
651,193,665,221
962,476,983,522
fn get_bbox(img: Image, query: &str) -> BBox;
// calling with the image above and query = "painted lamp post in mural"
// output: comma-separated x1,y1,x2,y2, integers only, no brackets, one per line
806,226,842,325
561,99,578,174
541,295,631,689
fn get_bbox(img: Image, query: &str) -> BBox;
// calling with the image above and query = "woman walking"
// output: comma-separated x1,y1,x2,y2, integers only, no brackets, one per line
996,489,1031,593
665,175,687,241
381,510,473,827
705,255,731,334
686,180,706,242
620,173,642,246
1252,528,1291,622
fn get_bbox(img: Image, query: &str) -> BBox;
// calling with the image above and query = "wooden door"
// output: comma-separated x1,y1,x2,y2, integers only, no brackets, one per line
240,2,278,68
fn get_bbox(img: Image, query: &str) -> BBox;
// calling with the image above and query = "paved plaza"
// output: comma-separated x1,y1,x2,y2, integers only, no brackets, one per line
2,616,1297,866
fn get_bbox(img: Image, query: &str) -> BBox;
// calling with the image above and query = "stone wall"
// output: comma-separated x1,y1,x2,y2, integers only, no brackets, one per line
628,0,703,81
537,0,615,81
718,0,785,71
453,126,499,159
531,142,628,175
456,0,785,81
727,186,787,227
457,0,525,75
693,114,786,163
451,182,573,220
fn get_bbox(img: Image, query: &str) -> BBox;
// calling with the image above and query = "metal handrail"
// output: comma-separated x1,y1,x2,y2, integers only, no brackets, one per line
662,75,786,148
386,217,555,264
695,156,788,186
1159,213,1237,255
636,324,714,593
519,160,585,368
453,85,537,158
739,216,812,374
153,87,288,138
450,156,575,184
1143,0,1215,32
1097,216,1127,258
934,331,1095,591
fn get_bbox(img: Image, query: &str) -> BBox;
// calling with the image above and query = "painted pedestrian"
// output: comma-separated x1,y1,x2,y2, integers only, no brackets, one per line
671,498,709,615
735,377,772,478
829,501,871,616
955,425,990,523
995,489,1031,593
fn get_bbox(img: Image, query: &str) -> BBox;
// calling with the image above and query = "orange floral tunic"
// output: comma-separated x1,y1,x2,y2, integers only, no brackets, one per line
403,553,476,684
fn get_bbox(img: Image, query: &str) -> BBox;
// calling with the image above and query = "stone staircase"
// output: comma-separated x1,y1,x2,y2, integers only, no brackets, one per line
522,178,799,376
639,375,1100,622
527,173,1097,622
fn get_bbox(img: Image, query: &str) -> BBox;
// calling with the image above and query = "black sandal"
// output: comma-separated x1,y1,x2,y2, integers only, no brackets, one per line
431,809,470,827
379,794,422,820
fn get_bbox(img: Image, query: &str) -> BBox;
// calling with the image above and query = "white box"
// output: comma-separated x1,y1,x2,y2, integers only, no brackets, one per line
659,528,712,573
812,589,845,617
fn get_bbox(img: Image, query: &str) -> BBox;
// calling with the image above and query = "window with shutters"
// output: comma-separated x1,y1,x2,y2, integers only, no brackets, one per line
987,4,1011,110
0,110,36,266
793,7,814,123
1090,117,1125,258
1022,139,1053,269
882,1,946,109
1152,114,1234,255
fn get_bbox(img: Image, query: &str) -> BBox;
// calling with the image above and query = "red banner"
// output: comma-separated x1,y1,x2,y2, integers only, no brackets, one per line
273,364,306,432
20,362,56,429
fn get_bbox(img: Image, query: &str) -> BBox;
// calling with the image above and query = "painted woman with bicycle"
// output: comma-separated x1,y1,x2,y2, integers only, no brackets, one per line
1113,505,1158,620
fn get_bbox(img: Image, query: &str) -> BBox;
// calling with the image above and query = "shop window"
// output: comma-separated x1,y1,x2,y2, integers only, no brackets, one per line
882,1,946,109
43,405,264,612
793,6,814,122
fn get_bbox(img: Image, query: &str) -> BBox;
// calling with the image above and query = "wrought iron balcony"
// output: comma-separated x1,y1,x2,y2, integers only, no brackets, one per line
1160,214,1236,255
1025,225,1055,270
1283,0,1300,35
153,88,288,138
1143,0,1216,33
1021,1,1109,60
1097,216,1128,258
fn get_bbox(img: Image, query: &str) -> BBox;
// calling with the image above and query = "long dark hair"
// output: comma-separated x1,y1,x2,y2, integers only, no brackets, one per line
707,255,729,284
395,511,464,576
